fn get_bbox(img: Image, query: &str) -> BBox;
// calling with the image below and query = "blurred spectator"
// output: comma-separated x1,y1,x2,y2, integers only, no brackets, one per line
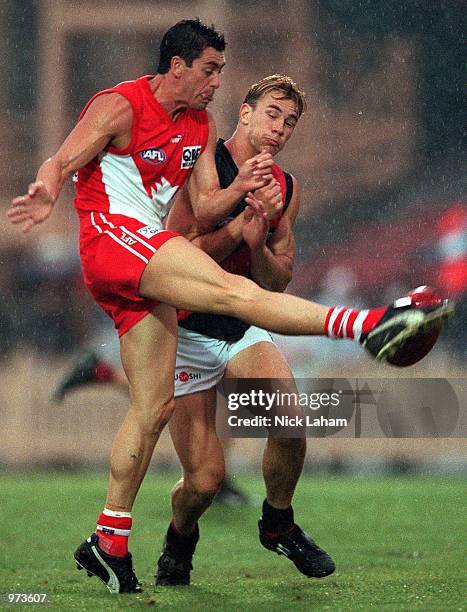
13,236,91,355
434,203,466,359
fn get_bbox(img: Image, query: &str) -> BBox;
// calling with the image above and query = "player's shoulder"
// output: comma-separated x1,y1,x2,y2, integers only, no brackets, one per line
79,90,133,127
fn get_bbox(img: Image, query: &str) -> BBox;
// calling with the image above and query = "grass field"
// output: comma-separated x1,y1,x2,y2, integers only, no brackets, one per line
0,472,464,611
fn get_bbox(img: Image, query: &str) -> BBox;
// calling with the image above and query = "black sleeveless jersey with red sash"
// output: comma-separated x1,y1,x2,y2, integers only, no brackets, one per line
179,138,293,342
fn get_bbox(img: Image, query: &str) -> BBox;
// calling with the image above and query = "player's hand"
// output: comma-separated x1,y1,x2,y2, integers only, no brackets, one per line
253,178,283,220
235,152,274,193
7,181,54,233
243,195,269,250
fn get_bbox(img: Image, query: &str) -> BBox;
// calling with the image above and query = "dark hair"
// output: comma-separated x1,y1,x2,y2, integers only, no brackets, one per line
244,75,307,118
157,19,226,74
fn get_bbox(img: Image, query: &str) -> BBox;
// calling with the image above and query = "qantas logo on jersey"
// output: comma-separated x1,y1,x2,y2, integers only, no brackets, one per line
181,146,202,169
140,148,166,165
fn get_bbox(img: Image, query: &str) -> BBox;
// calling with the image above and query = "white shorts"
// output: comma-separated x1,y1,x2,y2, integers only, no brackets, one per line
174,325,274,397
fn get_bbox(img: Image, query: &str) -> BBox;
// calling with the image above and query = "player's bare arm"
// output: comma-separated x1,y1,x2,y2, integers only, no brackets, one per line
167,181,268,262
187,113,274,230
7,93,132,233
245,175,299,292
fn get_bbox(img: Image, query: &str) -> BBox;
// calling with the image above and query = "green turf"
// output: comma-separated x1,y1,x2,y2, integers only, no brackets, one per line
0,472,464,611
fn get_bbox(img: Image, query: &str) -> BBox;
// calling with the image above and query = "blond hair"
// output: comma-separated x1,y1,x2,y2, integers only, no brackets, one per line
243,75,306,117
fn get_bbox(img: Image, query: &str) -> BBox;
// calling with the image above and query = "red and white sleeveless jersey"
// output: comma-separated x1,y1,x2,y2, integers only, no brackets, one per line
74,76,209,228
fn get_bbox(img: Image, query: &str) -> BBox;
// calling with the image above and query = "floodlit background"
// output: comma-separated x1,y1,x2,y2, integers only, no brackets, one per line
0,0,465,470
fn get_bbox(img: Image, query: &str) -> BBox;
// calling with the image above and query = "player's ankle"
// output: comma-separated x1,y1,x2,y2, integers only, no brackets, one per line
165,520,199,558
324,306,387,341
260,499,294,536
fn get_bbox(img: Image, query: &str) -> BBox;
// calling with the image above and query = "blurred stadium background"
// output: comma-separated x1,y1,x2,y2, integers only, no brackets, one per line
0,0,465,472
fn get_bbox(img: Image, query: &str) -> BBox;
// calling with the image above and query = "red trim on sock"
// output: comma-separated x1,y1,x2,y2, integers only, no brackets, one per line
333,309,346,337
324,307,334,336
170,519,181,536
345,310,359,339
97,514,132,530
263,525,295,539
361,306,387,335
95,512,132,557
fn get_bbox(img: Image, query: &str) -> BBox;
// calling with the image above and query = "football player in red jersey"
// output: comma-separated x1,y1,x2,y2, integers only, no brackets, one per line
9,20,452,594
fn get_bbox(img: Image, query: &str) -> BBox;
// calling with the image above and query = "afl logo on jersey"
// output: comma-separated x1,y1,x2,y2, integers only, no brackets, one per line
181,146,202,169
140,148,166,165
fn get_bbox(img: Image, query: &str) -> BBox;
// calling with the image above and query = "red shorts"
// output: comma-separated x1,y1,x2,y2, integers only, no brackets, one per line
79,212,180,336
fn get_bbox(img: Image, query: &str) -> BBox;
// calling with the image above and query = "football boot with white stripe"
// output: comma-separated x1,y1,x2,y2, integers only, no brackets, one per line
361,286,454,366
74,534,142,594
258,521,336,578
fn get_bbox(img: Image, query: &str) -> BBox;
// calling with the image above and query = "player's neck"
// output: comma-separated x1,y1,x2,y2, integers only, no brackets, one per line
224,131,258,167
148,75,188,121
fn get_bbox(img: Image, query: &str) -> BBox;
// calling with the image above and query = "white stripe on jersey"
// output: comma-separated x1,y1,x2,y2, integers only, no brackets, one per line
90,212,103,233
99,212,158,254
99,212,116,228
99,152,179,227
100,152,158,225
104,230,149,264
90,213,156,262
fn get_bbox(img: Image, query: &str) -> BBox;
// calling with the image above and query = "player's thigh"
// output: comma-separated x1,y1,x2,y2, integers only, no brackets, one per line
225,341,294,380
170,387,225,477
139,236,253,311
119,302,178,409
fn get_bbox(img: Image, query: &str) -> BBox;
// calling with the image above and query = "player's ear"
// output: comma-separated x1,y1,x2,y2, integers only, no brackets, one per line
170,56,185,79
239,103,252,126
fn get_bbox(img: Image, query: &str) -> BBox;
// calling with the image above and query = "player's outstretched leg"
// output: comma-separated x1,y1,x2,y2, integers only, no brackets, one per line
140,238,453,367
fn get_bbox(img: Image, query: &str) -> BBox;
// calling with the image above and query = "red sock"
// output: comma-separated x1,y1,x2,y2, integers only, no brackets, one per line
324,306,387,341
95,508,132,557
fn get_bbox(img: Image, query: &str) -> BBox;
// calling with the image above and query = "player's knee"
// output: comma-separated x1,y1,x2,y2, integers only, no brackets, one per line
135,397,176,436
214,273,260,314
188,467,225,503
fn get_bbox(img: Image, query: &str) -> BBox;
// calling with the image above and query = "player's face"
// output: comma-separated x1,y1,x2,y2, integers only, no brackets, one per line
183,47,225,110
244,91,299,155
